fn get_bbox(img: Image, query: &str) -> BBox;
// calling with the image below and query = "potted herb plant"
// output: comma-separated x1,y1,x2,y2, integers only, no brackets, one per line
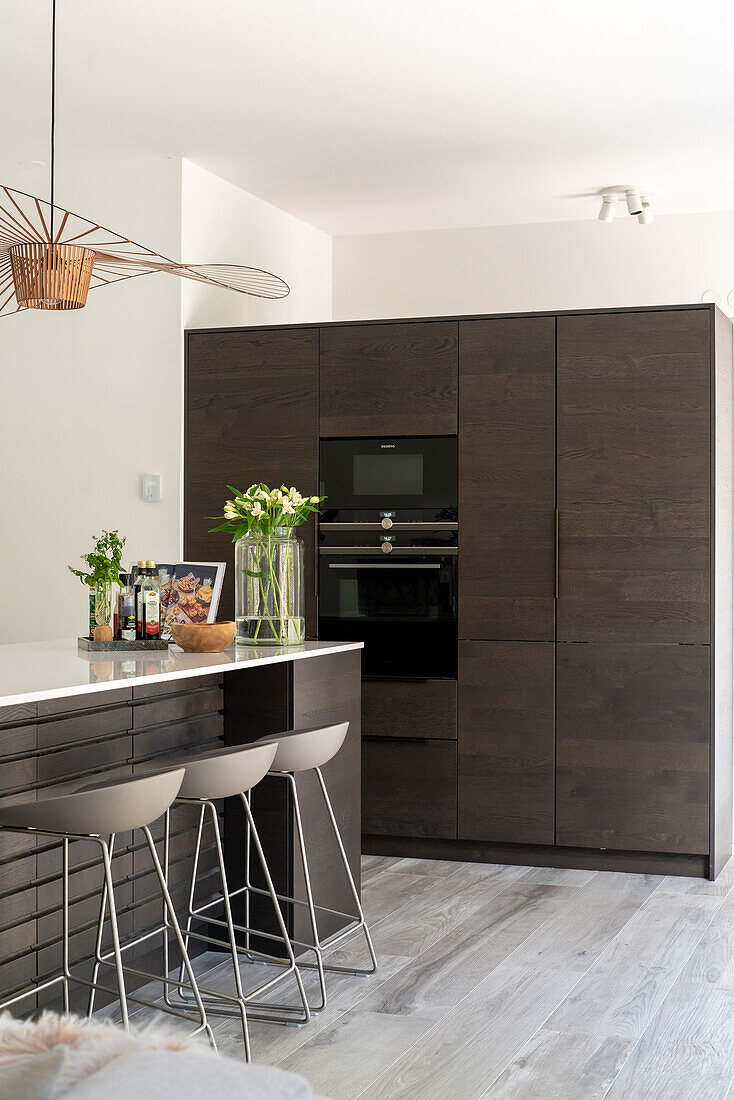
69,530,127,641
212,484,323,646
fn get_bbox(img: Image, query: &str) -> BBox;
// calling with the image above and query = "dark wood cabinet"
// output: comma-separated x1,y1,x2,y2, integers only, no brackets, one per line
458,641,554,845
362,679,456,740
556,643,710,854
185,328,318,624
185,305,733,880
319,321,458,437
459,317,556,640
362,738,457,839
557,310,711,644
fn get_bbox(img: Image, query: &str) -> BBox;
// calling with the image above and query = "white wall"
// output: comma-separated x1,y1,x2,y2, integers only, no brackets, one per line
0,157,183,644
181,161,332,330
333,211,734,320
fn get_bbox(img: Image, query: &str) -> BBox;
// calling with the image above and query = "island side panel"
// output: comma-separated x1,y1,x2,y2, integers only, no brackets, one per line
292,648,362,945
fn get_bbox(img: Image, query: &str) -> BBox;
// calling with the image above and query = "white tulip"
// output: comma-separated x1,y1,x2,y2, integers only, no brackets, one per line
310,496,320,503
223,502,240,519
250,502,264,517
282,499,295,514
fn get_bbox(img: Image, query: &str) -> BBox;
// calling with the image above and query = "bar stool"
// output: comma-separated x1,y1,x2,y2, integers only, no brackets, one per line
161,741,311,1060
0,770,214,1047
243,723,377,1013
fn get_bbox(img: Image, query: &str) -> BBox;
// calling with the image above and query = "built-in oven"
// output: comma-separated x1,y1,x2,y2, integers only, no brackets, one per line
318,437,458,679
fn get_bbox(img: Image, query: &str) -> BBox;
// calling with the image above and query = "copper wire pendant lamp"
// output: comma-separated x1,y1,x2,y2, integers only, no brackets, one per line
0,0,289,318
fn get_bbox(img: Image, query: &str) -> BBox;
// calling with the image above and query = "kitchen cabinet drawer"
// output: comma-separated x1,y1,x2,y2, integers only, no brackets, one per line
362,679,456,740
362,738,457,839
320,322,458,437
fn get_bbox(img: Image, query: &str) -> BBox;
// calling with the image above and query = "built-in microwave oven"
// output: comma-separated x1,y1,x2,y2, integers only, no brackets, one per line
318,436,458,679
318,436,457,521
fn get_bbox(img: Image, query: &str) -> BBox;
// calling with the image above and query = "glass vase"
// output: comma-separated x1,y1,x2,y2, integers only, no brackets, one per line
235,527,305,646
94,581,112,631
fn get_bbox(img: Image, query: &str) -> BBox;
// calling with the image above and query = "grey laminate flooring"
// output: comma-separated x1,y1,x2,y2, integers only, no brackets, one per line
115,854,734,1099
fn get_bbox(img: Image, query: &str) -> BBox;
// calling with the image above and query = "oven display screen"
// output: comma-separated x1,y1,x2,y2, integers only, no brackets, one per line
353,453,424,496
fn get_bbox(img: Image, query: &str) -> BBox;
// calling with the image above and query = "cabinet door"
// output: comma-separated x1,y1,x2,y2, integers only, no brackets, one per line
319,321,458,436
459,317,556,640
556,643,710,854
557,310,710,643
362,738,457,839
185,329,318,624
458,641,555,845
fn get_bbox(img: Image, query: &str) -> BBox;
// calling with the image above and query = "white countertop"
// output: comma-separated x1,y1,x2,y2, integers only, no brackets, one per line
0,638,364,708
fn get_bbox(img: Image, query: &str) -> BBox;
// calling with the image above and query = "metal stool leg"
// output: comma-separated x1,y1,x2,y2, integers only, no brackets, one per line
96,837,129,1029
240,792,311,1024
141,825,215,1049
61,838,70,1013
286,772,328,1012
315,766,377,976
87,833,115,1018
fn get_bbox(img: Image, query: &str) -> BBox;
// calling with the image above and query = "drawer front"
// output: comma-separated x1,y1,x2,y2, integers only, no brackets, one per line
362,679,457,741
362,738,457,839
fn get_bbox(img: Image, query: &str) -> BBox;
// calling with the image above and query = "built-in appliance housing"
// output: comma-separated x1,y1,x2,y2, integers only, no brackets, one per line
318,436,458,679
184,305,733,880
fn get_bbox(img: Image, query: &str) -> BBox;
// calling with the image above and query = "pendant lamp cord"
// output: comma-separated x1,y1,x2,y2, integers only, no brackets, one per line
49,0,56,241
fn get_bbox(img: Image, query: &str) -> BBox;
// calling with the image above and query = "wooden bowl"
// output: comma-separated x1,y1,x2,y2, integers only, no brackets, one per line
170,621,235,653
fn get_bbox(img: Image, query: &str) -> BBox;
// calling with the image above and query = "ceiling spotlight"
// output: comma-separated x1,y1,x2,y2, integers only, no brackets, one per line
625,189,643,215
598,196,617,222
638,200,652,225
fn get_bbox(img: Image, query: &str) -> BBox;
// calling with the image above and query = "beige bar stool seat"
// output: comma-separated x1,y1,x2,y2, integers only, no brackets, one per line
245,723,377,1012
0,770,213,1046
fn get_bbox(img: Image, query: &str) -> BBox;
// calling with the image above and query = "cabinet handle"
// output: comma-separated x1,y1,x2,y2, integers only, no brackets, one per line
555,507,559,600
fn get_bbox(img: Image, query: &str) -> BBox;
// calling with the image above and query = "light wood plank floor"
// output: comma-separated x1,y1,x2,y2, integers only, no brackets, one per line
111,854,734,1099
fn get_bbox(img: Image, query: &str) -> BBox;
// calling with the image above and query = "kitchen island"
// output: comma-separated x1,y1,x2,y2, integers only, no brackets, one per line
0,637,362,1012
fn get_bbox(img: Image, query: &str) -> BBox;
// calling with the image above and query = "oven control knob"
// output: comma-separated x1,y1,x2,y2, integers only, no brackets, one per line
381,541,393,554
381,517,393,529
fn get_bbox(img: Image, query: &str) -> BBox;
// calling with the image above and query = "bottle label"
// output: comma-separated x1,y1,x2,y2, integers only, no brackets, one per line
144,590,160,636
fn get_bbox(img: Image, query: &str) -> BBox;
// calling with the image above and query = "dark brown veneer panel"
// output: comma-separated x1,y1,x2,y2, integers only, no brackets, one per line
458,641,554,845
556,643,710,854
557,310,710,643
185,328,318,624
362,679,456,740
320,322,458,437
459,317,556,640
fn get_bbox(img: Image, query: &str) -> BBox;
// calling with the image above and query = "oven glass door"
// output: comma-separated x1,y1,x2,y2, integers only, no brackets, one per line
318,551,457,678
319,436,457,514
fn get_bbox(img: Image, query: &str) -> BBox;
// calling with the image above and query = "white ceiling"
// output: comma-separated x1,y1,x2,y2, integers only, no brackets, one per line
3,0,734,235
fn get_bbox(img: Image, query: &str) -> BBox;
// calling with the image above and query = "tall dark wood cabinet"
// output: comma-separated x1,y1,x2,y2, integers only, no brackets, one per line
457,316,556,847
185,328,318,623
185,304,733,879
555,309,719,865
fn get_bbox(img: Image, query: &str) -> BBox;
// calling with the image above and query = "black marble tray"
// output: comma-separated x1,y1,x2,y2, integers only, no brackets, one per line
78,636,170,652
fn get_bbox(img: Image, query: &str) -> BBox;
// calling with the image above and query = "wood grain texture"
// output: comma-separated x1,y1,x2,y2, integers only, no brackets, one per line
362,738,457,839
459,316,556,640
319,321,458,437
103,853,734,1098
557,309,711,643
712,306,733,878
458,640,554,845
556,643,710,854
362,678,456,740
185,328,318,624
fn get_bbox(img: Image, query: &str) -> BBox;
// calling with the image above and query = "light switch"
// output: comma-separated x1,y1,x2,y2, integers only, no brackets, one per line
142,474,162,502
